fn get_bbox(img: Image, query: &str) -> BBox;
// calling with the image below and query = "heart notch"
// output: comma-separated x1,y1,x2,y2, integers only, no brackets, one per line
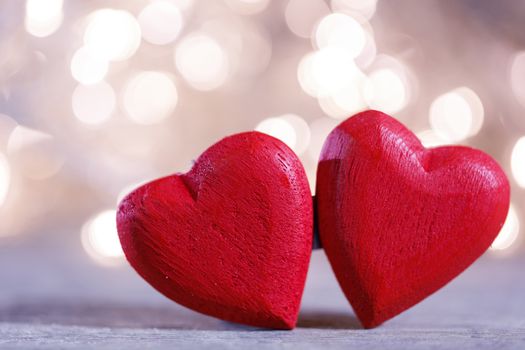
117,132,313,329
316,110,510,328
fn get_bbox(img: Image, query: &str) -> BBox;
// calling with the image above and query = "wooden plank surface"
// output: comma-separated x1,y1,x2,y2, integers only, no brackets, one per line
0,235,524,349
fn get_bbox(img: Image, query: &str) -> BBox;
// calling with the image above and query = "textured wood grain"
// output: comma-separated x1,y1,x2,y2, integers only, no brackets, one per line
316,110,510,328
2,322,524,350
117,132,313,329
2,114,515,348
1,251,524,349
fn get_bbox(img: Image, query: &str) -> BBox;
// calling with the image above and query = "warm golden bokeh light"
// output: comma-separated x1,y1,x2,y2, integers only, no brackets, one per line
510,51,525,108
81,210,124,266
364,68,407,114
282,114,311,155
3,0,525,271
256,117,297,151
331,0,378,20
72,81,116,125
25,0,63,37
318,96,348,119
416,129,449,148
231,21,272,78
307,118,340,161
511,136,525,188
70,47,109,85
256,114,310,155
84,9,141,62
315,13,367,58
175,33,229,91
310,48,353,96
355,31,377,69
225,0,270,15
491,205,520,251
0,153,10,207
429,87,484,143
0,114,18,149
139,1,184,45
116,181,149,206
330,81,367,118
285,0,330,39
298,48,365,98
122,71,178,125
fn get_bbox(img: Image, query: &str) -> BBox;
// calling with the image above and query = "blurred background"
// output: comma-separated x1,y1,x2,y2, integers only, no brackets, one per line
0,0,524,321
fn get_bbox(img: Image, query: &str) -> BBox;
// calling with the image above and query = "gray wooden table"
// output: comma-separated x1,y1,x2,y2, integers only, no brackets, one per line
1,233,524,349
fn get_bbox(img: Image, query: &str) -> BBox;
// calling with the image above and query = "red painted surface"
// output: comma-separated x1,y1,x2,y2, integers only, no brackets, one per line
316,110,510,328
117,132,313,329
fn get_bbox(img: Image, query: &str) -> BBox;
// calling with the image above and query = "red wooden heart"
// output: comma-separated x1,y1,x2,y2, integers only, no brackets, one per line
316,110,510,328
117,132,312,329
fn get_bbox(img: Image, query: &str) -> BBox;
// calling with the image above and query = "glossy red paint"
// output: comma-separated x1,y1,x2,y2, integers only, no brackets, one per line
117,132,313,329
316,110,510,328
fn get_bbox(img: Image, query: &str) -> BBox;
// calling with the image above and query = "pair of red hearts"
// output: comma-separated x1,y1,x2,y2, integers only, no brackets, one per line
117,110,509,329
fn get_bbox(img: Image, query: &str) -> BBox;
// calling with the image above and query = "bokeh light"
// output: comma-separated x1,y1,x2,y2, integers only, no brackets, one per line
171,0,194,12
297,52,318,97
175,33,229,91
7,126,64,180
282,114,311,155
25,0,63,37
0,114,18,149
307,117,340,161
72,81,116,125
314,13,367,59
225,0,270,15
230,21,272,78
364,68,407,114
510,51,525,108
285,0,330,39
122,71,178,125
429,87,484,143
298,48,365,97
256,114,310,154
318,96,348,119
256,117,296,151
70,47,109,85
2,0,524,280
117,181,148,205
355,30,377,69
329,81,368,118
0,153,10,207
331,0,378,20
416,129,449,148
139,1,184,45
491,205,520,251
81,210,124,266
84,9,141,62
511,136,525,188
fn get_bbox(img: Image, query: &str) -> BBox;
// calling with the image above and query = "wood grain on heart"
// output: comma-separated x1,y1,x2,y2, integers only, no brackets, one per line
117,132,313,329
316,110,510,328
